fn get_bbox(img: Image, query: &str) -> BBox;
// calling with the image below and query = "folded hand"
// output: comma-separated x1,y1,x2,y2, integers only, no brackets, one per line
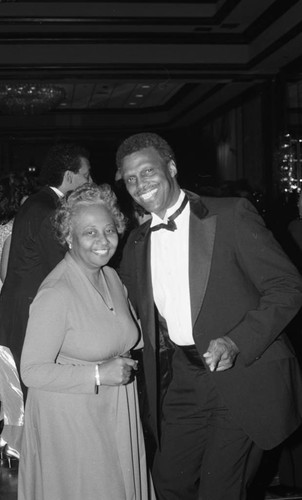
99,356,138,385
203,336,239,372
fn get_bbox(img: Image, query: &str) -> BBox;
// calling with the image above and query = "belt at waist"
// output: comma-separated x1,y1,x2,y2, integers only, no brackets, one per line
175,344,206,370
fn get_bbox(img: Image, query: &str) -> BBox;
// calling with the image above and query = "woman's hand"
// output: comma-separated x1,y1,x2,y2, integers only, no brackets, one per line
98,356,138,386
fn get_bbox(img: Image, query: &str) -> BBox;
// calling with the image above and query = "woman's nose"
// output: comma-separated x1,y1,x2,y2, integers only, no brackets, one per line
99,233,110,245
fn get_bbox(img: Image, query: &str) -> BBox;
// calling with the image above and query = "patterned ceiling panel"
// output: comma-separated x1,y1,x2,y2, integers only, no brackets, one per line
0,0,300,132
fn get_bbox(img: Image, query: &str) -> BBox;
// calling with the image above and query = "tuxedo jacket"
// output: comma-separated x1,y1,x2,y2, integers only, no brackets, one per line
119,190,302,450
0,187,66,368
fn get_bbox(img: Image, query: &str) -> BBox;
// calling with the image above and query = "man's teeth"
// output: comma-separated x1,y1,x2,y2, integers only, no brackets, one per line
141,189,157,201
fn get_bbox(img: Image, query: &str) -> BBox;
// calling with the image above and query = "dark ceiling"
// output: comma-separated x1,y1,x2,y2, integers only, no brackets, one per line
0,0,301,138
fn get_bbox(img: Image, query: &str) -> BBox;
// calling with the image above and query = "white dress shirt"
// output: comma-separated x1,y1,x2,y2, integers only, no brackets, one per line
151,190,194,345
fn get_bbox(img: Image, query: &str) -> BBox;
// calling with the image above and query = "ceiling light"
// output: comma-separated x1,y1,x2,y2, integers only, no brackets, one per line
0,82,66,115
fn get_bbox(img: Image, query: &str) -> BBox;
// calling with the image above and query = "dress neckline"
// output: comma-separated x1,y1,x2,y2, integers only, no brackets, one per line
89,268,115,313
66,253,115,313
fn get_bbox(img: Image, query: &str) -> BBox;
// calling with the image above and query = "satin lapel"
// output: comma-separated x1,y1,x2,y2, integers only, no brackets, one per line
189,211,217,326
134,228,156,350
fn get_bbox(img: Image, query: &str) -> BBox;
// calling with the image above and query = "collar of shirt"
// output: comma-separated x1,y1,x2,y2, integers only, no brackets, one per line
49,186,64,198
150,189,185,227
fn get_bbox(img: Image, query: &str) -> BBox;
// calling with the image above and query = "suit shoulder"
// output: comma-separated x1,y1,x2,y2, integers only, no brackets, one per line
200,195,255,215
24,188,57,209
15,188,57,220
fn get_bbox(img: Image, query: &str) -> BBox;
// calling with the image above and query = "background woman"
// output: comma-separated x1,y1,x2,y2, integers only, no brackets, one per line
18,183,154,500
0,172,38,466
0,172,38,286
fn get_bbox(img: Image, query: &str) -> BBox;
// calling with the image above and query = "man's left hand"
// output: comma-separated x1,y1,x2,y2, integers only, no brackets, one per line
203,336,239,372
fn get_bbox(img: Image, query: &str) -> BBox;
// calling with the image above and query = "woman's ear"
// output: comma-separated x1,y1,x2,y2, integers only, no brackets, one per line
66,235,72,250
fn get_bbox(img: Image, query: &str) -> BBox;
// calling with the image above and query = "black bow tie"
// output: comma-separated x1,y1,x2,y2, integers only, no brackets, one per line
151,195,189,232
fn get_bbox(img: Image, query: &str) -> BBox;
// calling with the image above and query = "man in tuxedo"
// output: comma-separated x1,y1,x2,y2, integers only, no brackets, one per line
116,132,302,500
0,143,92,386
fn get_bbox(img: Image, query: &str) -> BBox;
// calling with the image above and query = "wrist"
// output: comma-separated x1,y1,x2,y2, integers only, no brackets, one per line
223,335,239,354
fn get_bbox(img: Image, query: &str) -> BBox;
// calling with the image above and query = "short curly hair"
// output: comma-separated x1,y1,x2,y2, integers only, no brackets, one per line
115,132,175,173
53,182,126,246
39,142,90,187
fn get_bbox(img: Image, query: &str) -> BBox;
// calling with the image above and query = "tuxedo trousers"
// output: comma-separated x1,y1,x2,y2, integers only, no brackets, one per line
152,344,263,500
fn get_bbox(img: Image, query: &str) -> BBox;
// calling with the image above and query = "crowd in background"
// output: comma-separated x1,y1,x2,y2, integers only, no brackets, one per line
0,172,39,287
0,171,39,224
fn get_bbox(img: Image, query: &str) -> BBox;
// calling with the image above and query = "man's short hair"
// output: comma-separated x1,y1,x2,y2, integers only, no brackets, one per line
116,132,175,174
39,142,89,187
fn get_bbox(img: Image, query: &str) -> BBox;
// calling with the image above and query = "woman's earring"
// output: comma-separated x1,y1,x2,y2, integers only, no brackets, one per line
68,242,72,250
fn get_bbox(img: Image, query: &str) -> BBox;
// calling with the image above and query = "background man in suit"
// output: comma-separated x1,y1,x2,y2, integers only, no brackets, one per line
116,132,302,500
0,142,92,387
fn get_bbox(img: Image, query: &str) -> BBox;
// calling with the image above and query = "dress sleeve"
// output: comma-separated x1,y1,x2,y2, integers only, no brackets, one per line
21,285,96,394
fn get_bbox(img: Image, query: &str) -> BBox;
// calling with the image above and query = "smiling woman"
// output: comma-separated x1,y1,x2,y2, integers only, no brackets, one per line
54,183,125,283
17,183,155,500
54,182,126,243
55,183,124,301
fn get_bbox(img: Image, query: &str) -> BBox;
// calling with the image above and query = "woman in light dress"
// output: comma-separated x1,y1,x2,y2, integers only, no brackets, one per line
18,183,155,500
0,182,16,464
0,176,15,288
0,219,13,288
0,174,37,464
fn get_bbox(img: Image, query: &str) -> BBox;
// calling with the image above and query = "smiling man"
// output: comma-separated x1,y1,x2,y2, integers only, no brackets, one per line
121,143,180,218
116,132,302,500
0,142,92,395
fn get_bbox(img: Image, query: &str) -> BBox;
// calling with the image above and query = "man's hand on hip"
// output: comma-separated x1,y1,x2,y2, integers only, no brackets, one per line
203,336,239,372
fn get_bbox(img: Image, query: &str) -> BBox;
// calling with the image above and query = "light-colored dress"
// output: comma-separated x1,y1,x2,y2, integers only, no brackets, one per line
0,219,13,259
0,219,13,290
18,252,154,500
0,219,24,455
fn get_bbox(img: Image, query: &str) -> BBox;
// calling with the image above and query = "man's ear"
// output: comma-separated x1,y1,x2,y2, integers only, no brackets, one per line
168,160,177,178
115,169,122,182
63,170,73,185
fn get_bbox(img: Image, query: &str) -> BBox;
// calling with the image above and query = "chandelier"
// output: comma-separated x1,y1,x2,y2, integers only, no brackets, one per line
0,82,66,115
